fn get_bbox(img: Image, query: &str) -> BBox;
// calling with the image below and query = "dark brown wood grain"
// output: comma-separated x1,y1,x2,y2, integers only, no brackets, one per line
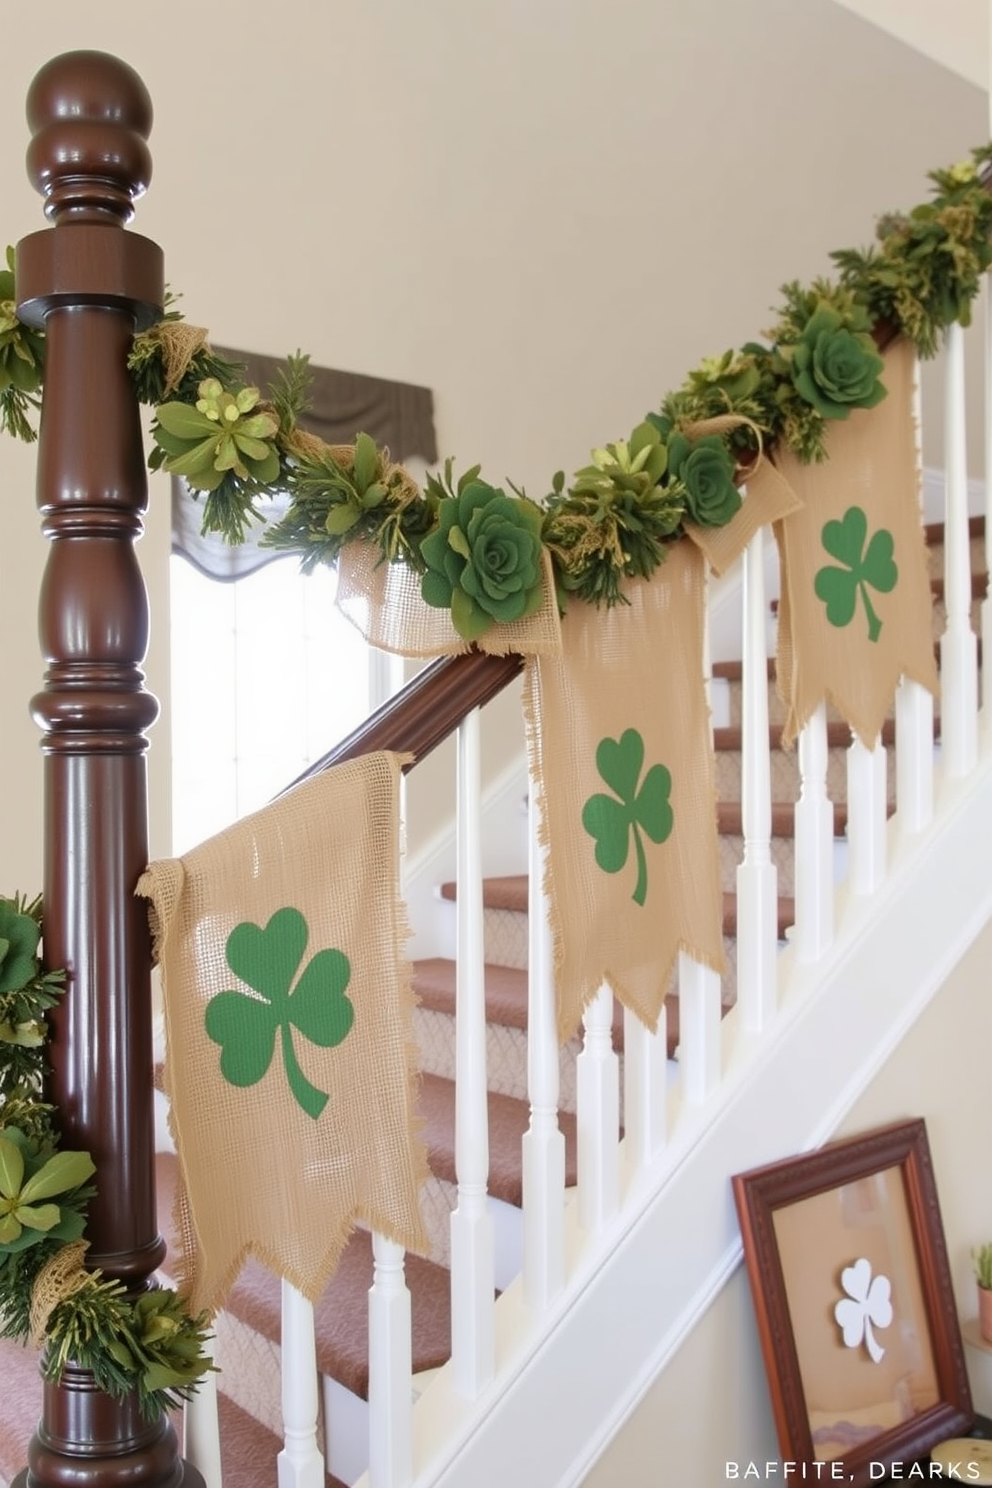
12,49,202,1488
733,1119,972,1487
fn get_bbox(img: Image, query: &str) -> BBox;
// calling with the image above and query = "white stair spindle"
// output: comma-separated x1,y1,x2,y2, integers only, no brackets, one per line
522,793,566,1310
622,1003,667,1175
896,679,934,833
896,357,935,830
678,952,721,1104
736,525,778,1029
450,707,495,1397
368,1232,413,1488
576,982,619,1231
846,735,887,895
183,1332,222,1488
940,320,979,776
793,706,834,963
277,1282,324,1488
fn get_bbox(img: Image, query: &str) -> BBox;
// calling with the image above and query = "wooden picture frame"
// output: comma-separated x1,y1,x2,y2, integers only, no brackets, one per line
733,1119,973,1486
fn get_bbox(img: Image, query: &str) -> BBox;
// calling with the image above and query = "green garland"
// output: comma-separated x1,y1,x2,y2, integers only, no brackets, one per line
2,145,991,634
0,894,212,1418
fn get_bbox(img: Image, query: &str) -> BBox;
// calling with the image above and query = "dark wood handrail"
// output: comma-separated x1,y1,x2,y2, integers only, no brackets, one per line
284,648,524,792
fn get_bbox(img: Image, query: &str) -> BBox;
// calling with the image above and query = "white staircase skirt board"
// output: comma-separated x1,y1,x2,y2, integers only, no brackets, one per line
387,747,992,1488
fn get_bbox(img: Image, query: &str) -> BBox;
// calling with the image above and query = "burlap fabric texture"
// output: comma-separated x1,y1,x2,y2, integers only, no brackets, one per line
774,337,937,748
336,543,562,658
525,540,726,1041
137,753,428,1314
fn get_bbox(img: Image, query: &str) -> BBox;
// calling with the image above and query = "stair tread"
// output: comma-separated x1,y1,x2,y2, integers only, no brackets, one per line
156,1152,452,1402
717,799,885,836
440,873,527,913
713,714,928,752
413,954,681,1057
923,514,984,543
419,1070,576,1205
930,572,986,602
723,890,794,941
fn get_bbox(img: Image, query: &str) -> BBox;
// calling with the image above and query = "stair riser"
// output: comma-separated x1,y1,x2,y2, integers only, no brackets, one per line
414,1005,580,1114
719,833,796,896
714,741,894,804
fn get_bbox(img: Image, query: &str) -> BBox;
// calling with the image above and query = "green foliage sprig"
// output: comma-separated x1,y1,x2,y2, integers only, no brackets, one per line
2,144,991,628
0,893,213,1419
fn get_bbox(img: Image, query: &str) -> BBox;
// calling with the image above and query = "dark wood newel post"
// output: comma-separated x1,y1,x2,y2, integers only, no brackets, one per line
11,50,203,1488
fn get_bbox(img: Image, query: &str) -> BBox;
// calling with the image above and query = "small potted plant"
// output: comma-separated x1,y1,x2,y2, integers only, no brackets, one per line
973,1244,992,1343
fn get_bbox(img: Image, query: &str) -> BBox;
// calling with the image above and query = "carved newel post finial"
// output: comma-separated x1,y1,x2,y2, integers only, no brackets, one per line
12,51,203,1488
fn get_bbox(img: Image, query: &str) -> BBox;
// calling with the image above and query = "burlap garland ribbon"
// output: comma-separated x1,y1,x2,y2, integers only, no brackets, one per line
525,540,725,1041
137,754,428,1314
336,543,563,658
29,1239,91,1347
139,320,211,398
681,415,803,576
773,338,937,747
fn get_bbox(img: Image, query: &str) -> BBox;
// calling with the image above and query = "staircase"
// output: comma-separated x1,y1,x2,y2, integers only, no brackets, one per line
0,508,985,1488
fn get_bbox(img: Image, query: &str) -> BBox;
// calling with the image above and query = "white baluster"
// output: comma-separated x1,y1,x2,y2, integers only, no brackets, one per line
896,679,934,833
277,1282,324,1488
678,952,721,1104
368,1232,413,1488
736,526,777,1029
622,1003,667,1175
846,735,887,895
450,708,495,1397
940,320,979,775
183,1331,223,1488
793,706,834,963
896,358,935,831
522,794,565,1310
576,982,619,1231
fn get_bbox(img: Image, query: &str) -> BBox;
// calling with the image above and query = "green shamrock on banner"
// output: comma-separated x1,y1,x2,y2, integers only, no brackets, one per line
204,906,354,1120
814,505,897,643
582,729,674,907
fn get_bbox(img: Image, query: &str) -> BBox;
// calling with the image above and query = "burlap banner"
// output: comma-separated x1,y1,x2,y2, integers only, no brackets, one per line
336,543,562,658
525,540,725,1041
137,754,427,1315
774,337,937,747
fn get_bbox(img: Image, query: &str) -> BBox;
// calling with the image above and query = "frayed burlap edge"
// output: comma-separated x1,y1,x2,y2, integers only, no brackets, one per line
136,752,431,1312
336,543,562,660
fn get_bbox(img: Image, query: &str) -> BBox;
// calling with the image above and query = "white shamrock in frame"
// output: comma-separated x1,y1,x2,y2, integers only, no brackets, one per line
834,1257,893,1363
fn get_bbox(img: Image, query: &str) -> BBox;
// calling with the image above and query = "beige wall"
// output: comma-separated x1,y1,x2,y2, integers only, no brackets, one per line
0,3,985,881
582,913,992,1485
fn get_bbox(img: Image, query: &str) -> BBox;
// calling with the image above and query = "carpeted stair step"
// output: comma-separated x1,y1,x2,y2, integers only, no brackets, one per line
419,1070,577,1207
0,1336,43,1488
156,1151,452,1405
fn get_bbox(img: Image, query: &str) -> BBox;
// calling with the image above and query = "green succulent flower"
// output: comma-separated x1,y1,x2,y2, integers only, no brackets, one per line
0,899,40,996
152,377,281,493
666,432,741,527
0,1128,95,1249
789,303,886,421
420,480,545,641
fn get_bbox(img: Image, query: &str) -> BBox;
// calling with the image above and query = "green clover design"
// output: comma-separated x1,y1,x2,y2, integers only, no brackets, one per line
581,729,674,907
204,907,354,1120
814,505,897,644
